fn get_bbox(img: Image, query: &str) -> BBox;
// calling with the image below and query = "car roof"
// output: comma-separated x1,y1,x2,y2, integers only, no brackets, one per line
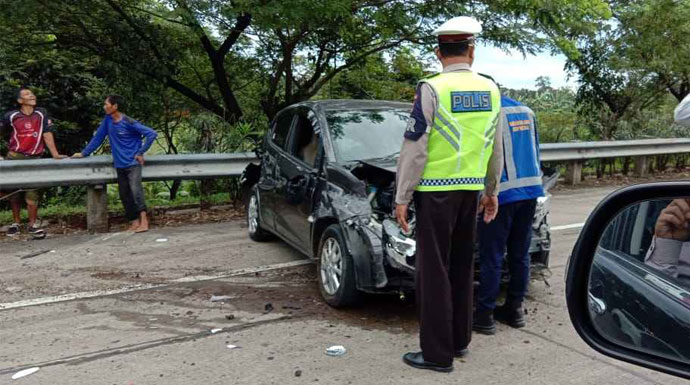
291,99,412,112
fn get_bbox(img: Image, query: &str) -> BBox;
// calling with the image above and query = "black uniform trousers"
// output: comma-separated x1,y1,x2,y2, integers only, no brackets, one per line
414,189,479,366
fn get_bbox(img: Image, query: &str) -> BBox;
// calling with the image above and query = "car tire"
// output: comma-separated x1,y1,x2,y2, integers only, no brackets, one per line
317,224,361,308
247,187,271,242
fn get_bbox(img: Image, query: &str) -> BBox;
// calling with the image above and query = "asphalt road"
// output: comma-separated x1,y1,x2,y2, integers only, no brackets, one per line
0,186,686,384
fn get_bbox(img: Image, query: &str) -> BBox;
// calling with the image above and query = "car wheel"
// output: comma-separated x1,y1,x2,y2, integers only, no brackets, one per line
247,187,271,242
317,224,361,308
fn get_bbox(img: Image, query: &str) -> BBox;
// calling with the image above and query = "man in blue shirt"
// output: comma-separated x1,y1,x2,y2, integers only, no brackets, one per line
473,96,544,335
73,95,157,232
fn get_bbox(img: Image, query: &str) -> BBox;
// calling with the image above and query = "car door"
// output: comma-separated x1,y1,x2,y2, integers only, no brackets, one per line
592,200,690,361
260,109,297,233
273,107,322,254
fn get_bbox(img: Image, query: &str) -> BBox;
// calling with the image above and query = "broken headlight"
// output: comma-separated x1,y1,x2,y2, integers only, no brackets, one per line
382,219,416,273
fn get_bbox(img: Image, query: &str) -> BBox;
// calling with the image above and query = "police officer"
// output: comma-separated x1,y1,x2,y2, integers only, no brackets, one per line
473,96,544,335
395,16,504,372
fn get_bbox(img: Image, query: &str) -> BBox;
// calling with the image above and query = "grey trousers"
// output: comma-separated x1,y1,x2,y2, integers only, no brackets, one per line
116,165,146,221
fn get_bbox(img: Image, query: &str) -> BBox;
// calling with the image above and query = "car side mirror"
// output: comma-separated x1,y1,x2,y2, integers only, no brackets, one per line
566,182,690,380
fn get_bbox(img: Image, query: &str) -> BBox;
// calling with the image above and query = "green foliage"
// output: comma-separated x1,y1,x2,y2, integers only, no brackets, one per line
503,82,586,143
0,191,230,224
0,44,105,155
0,0,611,125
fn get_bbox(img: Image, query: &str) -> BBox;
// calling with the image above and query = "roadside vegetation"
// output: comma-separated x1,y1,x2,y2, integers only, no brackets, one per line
1,0,688,219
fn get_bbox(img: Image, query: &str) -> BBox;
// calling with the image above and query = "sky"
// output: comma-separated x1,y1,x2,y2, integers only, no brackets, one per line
457,44,578,91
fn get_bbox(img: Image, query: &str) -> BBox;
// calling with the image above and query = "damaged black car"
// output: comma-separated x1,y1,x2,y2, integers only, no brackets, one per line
242,100,553,307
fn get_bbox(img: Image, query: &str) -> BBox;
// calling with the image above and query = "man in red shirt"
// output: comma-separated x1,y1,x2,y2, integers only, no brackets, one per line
1,87,66,238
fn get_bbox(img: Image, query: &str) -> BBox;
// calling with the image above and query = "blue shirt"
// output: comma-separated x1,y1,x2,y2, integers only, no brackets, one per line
82,115,157,169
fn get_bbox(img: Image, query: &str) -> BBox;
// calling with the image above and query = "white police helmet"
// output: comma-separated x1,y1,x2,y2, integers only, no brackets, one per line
432,16,482,42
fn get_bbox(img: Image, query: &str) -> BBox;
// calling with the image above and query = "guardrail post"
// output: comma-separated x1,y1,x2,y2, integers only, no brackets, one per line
565,161,582,185
87,184,109,233
633,156,648,177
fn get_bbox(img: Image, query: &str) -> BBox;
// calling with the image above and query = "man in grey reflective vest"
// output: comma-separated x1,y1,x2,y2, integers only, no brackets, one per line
395,16,504,372
473,95,544,334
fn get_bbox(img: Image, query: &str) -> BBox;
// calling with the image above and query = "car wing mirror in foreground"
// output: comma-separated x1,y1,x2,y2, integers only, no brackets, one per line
566,182,690,380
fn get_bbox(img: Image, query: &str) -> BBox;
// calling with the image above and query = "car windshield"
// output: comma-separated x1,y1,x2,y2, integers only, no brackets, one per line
326,109,409,163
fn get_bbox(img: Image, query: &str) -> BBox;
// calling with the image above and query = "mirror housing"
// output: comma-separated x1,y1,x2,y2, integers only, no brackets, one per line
566,181,690,380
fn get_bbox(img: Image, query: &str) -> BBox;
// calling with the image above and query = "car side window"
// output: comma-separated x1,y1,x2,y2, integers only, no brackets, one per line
287,110,321,168
272,111,295,150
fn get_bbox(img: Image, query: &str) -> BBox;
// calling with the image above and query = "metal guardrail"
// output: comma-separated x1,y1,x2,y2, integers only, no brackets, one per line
1,138,689,190
0,153,258,190
2,139,689,189
1,139,687,232
540,138,690,162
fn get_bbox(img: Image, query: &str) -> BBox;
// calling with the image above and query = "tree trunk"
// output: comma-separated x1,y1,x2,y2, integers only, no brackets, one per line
596,160,604,179
622,157,631,176
170,180,182,201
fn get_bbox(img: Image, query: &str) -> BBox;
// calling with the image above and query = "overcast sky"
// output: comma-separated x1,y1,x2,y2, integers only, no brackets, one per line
440,44,578,91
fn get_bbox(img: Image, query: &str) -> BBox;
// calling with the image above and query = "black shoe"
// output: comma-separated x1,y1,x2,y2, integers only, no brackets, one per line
6,223,20,236
454,348,469,358
402,352,453,373
494,303,526,328
473,310,496,335
28,225,46,239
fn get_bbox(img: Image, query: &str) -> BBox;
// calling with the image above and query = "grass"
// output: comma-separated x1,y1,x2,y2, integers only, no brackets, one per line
0,192,232,224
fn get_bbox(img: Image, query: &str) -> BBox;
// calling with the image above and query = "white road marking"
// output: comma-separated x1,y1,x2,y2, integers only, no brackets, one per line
551,223,585,231
0,259,313,311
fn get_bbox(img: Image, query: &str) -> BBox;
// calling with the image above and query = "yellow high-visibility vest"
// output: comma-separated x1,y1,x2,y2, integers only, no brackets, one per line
416,72,501,192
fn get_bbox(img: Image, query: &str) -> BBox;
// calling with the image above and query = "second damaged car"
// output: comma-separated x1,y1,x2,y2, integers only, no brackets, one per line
242,100,553,307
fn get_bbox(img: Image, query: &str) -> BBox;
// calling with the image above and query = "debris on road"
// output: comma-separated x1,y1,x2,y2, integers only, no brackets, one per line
155,238,168,243
225,314,235,320
294,369,303,377
325,345,347,356
210,328,223,334
11,367,40,379
18,249,53,260
226,344,239,350
210,295,233,302
264,303,274,313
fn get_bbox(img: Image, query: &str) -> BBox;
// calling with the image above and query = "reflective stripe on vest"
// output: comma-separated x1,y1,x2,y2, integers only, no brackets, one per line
416,72,501,192
499,105,543,193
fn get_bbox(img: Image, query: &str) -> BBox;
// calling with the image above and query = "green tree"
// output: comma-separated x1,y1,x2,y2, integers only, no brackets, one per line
0,0,611,124
617,0,690,102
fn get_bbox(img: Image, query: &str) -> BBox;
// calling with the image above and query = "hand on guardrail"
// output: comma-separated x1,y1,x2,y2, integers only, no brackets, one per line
53,154,68,160
71,153,84,158
135,155,145,165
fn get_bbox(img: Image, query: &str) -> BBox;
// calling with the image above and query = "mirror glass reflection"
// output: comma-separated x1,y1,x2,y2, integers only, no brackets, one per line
590,198,690,364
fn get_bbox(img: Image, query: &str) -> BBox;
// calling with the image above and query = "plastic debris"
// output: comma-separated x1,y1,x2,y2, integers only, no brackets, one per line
210,295,233,302
264,303,274,313
155,238,168,243
12,367,40,379
225,314,235,320
226,344,239,350
210,328,223,334
149,318,158,321
294,369,303,377
325,345,347,356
